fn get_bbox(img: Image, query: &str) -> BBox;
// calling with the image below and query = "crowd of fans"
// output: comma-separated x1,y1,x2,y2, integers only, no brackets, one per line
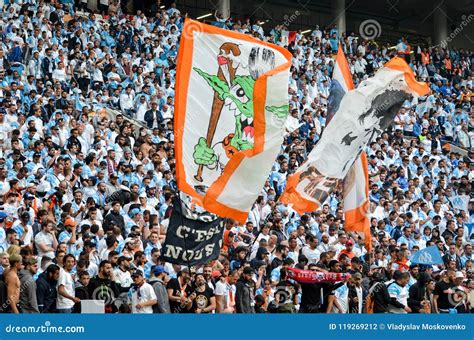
0,1,472,314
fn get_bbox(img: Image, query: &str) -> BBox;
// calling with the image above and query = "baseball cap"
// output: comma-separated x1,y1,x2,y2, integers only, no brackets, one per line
345,239,354,246
64,217,77,227
455,271,464,279
84,240,96,248
420,264,433,271
117,256,132,264
23,192,35,200
243,267,253,275
153,265,168,276
131,269,144,278
0,211,8,222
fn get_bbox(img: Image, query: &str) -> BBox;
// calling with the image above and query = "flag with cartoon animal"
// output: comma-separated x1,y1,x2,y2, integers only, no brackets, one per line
279,57,430,215
175,19,292,223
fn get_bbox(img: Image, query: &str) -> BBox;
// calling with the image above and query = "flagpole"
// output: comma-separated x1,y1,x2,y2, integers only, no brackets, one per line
176,191,193,271
245,229,261,261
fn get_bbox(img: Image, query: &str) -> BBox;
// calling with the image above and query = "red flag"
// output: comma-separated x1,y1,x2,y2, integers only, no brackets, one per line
288,31,297,45
287,267,351,283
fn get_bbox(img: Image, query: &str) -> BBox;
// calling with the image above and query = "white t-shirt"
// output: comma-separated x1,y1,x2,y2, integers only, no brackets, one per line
332,283,349,313
114,268,133,290
215,281,236,311
129,282,157,314
34,231,55,259
302,246,321,264
57,268,75,309
12,221,33,246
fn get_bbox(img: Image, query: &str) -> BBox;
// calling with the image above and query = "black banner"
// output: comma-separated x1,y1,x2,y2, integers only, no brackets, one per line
161,197,225,266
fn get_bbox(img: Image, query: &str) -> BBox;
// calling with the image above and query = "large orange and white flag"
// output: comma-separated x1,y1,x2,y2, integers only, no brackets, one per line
280,57,429,221
343,152,371,249
326,46,354,124
327,47,371,249
175,20,292,223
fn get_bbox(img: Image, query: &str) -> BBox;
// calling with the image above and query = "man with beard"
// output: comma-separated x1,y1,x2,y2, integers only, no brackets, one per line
407,264,420,289
129,270,157,314
387,271,412,313
103,201,125,234
408,272,432,313
300,263,328,313
215,270,239,313
316,252,330,270
348,272,364,313
88,260,120,313
36,264,60,313
113,256,133,295
57,254,80,313
167,268,193,313
235,266,255,314
149,265,171,313
58,218,78,256
18,258,39,313
107,174,121,194
189,273,216,313
433,269,456,313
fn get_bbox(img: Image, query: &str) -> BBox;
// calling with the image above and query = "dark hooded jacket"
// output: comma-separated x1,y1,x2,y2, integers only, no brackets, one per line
408,272,431,313
235,277,254,314
370,273,391,313
36,272,58,313
250,247,269,269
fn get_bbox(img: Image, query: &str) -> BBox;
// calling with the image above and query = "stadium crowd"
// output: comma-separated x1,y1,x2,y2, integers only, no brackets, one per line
0,0,472,314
